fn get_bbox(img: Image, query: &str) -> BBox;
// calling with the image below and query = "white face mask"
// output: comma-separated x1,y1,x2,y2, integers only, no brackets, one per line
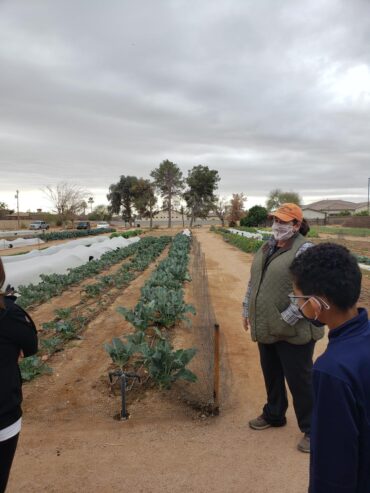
272,221,295,241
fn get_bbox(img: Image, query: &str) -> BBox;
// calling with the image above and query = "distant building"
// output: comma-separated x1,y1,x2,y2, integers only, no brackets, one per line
354,202,369,214
152,209,184,221
303,200,365,216
301,208,326,220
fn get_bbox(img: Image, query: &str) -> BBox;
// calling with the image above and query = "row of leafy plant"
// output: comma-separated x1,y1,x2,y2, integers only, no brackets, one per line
19,236,172,381
81,236,171,298
357,255,370,266
110,229,142,239
105,233,197,390
212,227,370,269
210,226,264,253
39,227,116,242
232,225,319,239
17,241,141,309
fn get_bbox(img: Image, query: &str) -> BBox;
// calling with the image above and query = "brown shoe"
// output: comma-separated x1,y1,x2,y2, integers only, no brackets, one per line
297,434,310,453
249,415,271,430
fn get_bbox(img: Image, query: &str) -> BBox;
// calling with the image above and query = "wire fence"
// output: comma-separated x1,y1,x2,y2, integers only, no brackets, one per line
176,236,219,414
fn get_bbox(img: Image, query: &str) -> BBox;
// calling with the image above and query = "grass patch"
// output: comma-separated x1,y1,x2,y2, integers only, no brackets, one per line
315,226,370,237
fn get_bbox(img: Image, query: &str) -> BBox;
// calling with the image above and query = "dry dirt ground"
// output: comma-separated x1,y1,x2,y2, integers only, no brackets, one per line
8,229,365,493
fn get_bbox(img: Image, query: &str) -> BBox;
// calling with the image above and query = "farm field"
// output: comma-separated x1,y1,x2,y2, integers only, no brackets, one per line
311,236,370,257
6,228,369,493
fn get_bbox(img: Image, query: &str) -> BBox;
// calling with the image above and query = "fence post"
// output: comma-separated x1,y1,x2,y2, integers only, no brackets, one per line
213,323,220,412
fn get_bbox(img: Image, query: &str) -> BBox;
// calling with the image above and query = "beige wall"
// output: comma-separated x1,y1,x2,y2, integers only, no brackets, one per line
0,219,33,230
303,209,326,220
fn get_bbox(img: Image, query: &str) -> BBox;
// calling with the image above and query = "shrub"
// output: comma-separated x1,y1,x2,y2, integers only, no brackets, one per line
240,205,268,227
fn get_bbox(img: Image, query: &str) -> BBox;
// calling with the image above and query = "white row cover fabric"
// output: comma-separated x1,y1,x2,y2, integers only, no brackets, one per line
0,238,45,249
2,235,108,263
359,263,370,272
0,230,40,239
3,236,140,289
228,228,263,240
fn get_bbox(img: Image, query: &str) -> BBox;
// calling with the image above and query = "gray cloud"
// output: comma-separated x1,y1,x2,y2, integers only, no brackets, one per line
1,0,370,210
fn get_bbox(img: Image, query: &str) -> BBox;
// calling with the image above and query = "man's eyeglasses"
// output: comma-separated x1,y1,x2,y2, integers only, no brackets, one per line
288,293,330,310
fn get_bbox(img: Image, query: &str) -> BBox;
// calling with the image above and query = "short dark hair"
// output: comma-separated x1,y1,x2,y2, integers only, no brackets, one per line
290,243,362,310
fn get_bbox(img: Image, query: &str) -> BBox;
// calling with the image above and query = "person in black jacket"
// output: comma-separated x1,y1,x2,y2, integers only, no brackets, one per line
0,258,38,493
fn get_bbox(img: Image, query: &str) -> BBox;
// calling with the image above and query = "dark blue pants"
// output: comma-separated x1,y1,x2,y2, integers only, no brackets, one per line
258,340,315,434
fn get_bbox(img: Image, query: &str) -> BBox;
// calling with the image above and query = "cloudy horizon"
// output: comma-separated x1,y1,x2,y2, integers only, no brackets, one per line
1,0,370,213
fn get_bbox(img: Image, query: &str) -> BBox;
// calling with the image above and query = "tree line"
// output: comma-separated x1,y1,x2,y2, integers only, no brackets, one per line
1,168,306,229
107,160,222,228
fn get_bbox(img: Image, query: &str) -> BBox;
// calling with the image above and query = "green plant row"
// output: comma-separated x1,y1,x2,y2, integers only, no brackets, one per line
110,229,142,239
225,224,319,239
357,255,370,266
17,241,141,309
105,233,197,390
19,308,88,381
82,236,172,298
211,226,264,253
19,236,172,381
39,227,116,242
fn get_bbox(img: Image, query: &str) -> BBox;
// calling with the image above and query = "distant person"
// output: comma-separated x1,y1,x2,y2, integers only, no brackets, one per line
0,258,38,492
290,243,370,493
242,203,324,453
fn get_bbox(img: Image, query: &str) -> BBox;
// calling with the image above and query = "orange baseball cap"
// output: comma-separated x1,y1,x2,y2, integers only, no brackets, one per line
269,203,303,222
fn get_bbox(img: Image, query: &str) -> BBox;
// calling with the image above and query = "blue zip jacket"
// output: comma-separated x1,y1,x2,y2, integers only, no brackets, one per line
309,308,370,493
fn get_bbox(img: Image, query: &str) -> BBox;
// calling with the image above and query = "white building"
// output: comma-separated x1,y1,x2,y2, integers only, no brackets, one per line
302,208,327,220
354,202,369,214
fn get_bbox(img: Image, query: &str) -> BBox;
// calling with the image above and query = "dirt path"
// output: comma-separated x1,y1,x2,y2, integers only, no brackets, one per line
8,230,326,493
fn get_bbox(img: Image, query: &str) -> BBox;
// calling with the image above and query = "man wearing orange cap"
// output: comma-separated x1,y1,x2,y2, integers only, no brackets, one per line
242,203,324,453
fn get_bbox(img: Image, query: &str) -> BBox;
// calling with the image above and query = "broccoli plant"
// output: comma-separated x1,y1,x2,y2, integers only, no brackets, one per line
117,301,156,331
42,309,86,341
142,287,196,328
19,355,52,381
138,339,197,389
41,336,63,355
104,336,139,369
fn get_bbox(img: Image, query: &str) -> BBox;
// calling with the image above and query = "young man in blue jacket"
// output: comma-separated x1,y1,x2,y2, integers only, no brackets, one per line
289,242,370,493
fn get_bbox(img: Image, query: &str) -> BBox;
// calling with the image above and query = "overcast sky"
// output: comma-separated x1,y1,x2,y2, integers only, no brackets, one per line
1,0,370,212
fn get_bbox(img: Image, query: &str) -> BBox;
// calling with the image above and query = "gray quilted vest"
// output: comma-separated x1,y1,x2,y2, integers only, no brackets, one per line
249,234,325,345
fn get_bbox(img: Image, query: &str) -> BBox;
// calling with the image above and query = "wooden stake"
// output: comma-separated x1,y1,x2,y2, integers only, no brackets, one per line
213,323,220,412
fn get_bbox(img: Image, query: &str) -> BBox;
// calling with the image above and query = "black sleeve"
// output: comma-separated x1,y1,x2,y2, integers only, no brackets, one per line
3,306,38,357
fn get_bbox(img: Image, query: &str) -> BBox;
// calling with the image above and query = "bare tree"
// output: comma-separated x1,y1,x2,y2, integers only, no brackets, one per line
228,193,247,226
43,182,89,226
212,196,228,227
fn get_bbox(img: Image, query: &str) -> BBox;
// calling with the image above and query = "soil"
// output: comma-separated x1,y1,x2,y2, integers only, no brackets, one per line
313,237,370,257
7,229,368,493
